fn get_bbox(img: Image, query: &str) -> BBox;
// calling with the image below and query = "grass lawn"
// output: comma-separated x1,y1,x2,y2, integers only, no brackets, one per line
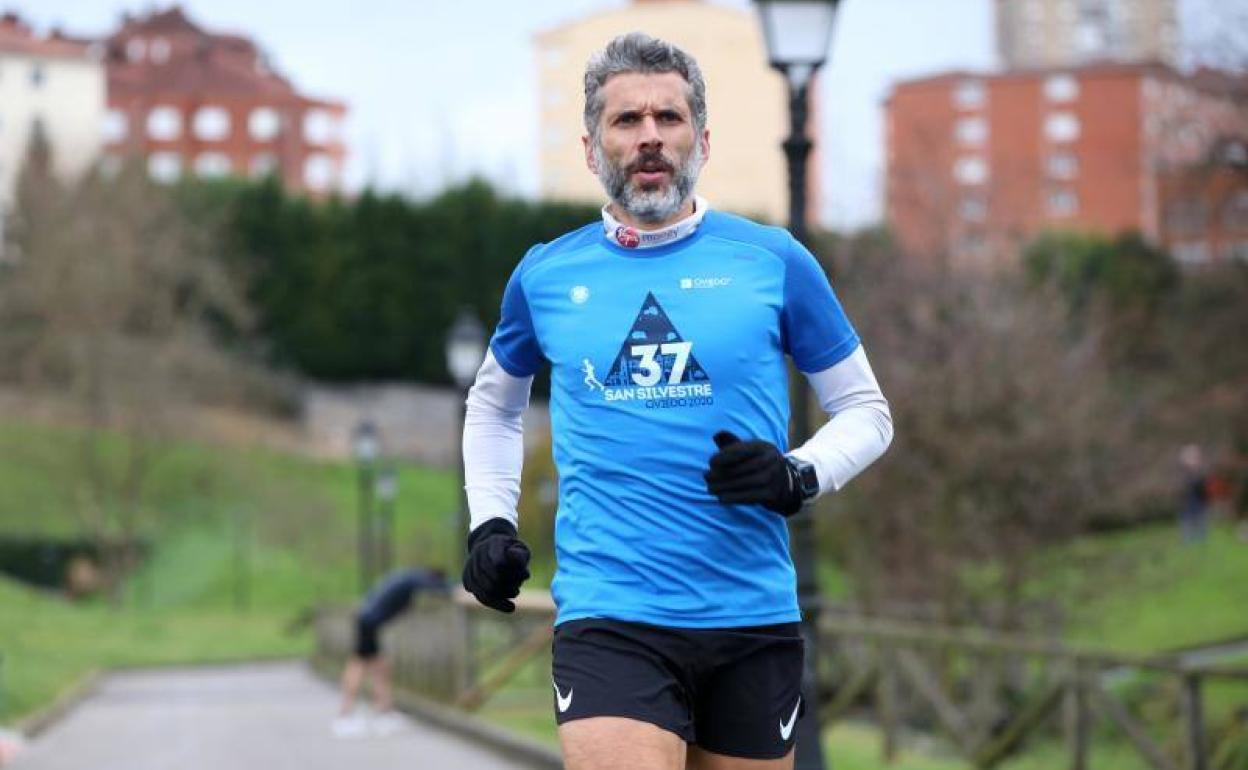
1049,522,1248,653
0,576,306,721
0,418,459,724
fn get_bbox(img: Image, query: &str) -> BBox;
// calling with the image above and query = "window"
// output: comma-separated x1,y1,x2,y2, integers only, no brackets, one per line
1044,75,1079,102
126,37,146,62
30,62,46,88
101,109,128,143
1172,242,1210,265
1046,152,1079,179
955,117,988,146
953,80,985,109
249,107,280,141
1076,21,1106,53
250,154,278,178
147,152,182,183
953,156,989,185
1045,113,1080,142
1221,192,1248,232
1047,189,1079,217
304,153,334,190
147,106,182,140
1166,199,1208,236
99,154,123,178
194,152,231,178
958,231,987,258
193,106,231,141
1224,241,1248,263
303,110,337,145
959,196,987,221
150,37,171,64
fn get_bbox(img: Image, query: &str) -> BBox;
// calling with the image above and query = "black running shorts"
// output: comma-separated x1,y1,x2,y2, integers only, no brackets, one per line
551,618,805,760
354,615,381,659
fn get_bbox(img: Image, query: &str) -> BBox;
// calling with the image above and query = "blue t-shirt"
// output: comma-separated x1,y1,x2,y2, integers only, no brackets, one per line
490,210,860,628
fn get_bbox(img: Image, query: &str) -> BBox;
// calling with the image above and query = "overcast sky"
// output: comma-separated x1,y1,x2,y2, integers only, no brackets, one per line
17,0,1229,228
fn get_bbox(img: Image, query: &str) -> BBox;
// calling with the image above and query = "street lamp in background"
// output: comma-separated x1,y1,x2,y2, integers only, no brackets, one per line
445,308,487,567
352,419,379,593
754,2,842,768
375,464,398,578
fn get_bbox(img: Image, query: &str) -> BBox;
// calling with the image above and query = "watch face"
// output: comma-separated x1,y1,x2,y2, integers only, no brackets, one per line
796,462,819,498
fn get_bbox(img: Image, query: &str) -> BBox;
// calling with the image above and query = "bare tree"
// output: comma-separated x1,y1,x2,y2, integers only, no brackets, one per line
1,141,252,595
824,248,1140,632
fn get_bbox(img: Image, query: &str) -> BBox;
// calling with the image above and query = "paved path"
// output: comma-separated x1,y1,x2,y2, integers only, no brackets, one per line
13,662,535,770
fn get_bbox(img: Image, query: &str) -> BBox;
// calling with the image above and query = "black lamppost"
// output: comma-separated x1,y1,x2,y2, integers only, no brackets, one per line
375,464,398,577
445,308,486,568
754,2,842,768
352,419,380,593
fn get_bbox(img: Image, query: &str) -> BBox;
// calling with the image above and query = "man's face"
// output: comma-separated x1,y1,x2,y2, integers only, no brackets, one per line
583,71,710,225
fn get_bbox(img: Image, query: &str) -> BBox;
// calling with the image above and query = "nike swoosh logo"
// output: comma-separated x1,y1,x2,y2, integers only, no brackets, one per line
553,680,574,713
779,697,801,740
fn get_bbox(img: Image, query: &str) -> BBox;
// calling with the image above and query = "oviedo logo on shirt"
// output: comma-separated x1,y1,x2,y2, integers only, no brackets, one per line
579,292,714,410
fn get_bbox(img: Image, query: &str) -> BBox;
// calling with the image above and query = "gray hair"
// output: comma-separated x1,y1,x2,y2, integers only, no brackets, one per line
583,32,708,140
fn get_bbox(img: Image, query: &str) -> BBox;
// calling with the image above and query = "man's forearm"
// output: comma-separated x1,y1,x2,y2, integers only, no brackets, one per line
463,350,534,531
789,345,894,496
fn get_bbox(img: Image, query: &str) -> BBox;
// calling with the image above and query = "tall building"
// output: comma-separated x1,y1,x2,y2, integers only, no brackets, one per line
96,6,346,195
995,0,1180,69
0,13,105,206
885,62,1248,267
535,0,807,225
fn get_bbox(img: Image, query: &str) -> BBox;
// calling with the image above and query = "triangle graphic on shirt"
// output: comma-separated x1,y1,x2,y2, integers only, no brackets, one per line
602,292,710,388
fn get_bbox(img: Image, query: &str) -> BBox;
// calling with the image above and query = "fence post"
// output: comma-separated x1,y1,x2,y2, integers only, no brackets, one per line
1064,662,1089,770
1181,673,1207,770
877,643,899,763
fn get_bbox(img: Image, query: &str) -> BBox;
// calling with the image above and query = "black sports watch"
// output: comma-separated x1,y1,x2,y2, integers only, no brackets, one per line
786,456,820,504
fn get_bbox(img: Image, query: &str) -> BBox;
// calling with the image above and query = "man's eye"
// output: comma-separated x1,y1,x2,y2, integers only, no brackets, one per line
658,112,683,123
615,113,639,125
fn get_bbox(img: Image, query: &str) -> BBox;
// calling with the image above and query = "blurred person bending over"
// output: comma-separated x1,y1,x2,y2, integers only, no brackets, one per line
333,566,449,736
460,33,893,770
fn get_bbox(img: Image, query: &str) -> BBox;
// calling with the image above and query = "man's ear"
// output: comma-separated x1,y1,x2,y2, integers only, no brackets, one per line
583,134,598,174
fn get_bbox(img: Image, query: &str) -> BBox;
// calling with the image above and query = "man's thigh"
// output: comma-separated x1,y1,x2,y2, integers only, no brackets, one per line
687,745,794,770
560,716,686,770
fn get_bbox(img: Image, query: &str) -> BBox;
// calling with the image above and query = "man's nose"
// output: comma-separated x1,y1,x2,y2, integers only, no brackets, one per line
637,116,663,151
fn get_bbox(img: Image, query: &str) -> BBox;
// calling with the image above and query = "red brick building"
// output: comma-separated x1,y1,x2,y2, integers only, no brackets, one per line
96,6,345,195
1158,136,1248,265
885,62,1248,267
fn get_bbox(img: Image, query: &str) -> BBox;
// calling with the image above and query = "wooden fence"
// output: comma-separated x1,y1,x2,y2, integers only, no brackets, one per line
314,592,1248,769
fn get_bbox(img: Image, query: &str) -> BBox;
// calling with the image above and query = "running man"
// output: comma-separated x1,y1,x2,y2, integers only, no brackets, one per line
460,33,892,770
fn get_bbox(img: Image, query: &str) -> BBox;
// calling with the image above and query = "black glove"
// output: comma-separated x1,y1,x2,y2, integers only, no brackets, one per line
462,518,531,613
704,430,803,517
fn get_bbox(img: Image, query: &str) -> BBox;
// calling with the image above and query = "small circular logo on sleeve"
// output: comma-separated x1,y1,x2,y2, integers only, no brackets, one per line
570,285,590,304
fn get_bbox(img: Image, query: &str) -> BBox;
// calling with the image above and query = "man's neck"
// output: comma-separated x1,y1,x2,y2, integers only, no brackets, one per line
601,197,709,250
606,198,697,231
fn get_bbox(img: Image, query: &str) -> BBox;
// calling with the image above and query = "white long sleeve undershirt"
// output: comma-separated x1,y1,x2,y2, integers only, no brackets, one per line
462,345,893,532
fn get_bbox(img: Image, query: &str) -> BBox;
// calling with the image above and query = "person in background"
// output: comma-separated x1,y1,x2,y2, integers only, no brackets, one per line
332,566,449,737
1178,444,1210,544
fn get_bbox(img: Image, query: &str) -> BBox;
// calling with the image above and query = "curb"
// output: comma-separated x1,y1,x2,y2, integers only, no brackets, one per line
14,669,103,738
309,657,562,770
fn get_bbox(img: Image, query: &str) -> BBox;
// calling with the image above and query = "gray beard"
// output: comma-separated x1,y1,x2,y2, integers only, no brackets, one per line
593,140,704,225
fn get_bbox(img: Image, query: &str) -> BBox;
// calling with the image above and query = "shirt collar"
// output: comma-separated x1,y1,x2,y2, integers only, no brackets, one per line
601,197,710,250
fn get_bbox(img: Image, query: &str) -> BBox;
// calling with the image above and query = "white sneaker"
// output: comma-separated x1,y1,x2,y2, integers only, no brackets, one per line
370,711,408,737
331,714,368,739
